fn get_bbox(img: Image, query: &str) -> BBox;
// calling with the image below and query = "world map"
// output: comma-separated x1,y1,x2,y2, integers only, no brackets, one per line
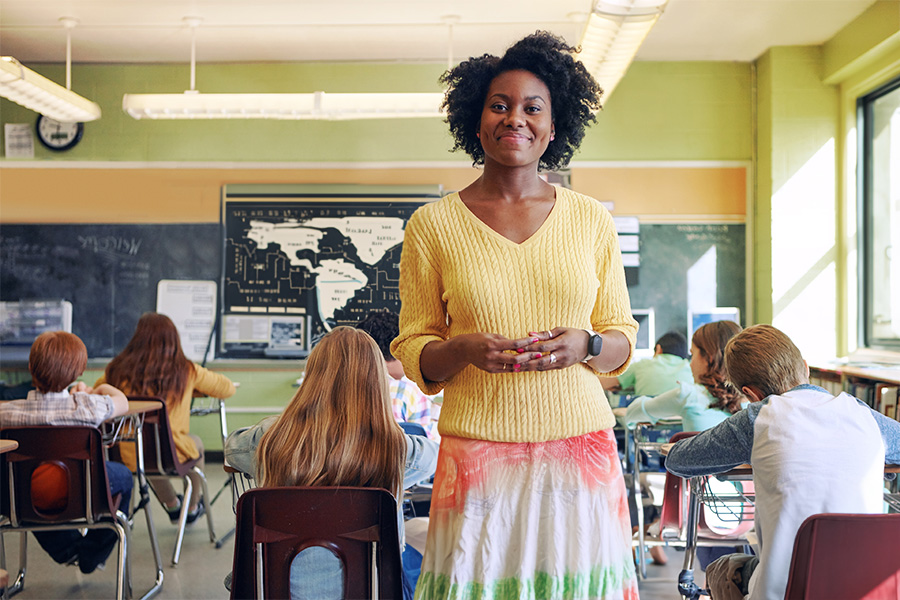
223,200,427,349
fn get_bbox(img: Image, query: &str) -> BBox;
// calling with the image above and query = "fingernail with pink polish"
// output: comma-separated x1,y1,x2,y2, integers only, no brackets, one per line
535,353,542,358
513,364,521,372
531,338,539,344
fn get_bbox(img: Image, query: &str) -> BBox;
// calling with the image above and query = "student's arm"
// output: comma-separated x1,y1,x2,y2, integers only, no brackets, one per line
665,405,758,478
623,385,685,428
192,364,237,399
403,433,439,489
223,415,279,479
860,401,900,465
92,383,129,417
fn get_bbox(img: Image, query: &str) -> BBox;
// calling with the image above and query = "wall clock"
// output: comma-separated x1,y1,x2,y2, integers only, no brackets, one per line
35,115,84,151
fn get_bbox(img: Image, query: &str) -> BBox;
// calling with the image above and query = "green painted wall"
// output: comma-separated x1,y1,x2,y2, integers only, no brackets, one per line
1,60,752,163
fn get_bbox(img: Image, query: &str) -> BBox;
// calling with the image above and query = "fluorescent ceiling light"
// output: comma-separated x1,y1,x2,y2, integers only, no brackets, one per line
123,91,444,120
577,0,668,100
123,17,443,121
0,56,101,123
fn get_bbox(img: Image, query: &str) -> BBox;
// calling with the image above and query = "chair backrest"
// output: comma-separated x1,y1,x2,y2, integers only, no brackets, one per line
398,421,427,437
0,426,120,525
127,395,198,477
230,486,404,600
658,431,697,537
784,513,900,600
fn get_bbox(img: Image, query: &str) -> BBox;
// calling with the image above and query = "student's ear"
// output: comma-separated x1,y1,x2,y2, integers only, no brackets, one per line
741,385,765,403
654,344,662,356
803,360,809,379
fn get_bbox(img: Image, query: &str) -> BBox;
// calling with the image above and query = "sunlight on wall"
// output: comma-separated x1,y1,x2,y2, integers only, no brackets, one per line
771,138,838,361
687,246,718,315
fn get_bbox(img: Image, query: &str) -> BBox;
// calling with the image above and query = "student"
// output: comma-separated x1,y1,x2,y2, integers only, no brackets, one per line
666,324,900,600
622,321,744,432
224,327,438,600
601,330,692,397
97,312,235,523
355,309,439,440
0,331,132,574
621,322,743,566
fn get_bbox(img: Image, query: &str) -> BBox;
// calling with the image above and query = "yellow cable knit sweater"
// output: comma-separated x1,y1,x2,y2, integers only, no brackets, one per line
391,188,638,443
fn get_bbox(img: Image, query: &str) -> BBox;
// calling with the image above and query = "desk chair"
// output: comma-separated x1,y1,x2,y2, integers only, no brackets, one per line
783,512,900,600
230,486,403,600
0,426,154,600
127,396,216,566
628,418,683,578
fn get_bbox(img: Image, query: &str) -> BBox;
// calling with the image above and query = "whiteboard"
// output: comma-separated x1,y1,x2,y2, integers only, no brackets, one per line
156,279,217,363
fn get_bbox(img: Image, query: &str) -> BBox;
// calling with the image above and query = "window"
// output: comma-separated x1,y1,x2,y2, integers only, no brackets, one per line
859,77,900,350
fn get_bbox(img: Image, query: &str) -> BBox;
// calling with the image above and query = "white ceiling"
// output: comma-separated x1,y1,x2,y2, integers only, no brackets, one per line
0,0,880,65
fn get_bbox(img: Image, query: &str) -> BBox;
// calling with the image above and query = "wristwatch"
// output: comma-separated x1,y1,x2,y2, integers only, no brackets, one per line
582,330,603,362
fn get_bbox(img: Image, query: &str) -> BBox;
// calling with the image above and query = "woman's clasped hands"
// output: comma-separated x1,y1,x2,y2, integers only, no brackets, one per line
461,328,590,374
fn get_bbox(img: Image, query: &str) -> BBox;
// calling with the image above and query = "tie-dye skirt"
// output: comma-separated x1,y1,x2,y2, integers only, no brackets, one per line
414,428,639,600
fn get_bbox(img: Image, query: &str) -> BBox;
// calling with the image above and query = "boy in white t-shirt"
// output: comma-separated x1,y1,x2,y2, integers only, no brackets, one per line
666,324,900,600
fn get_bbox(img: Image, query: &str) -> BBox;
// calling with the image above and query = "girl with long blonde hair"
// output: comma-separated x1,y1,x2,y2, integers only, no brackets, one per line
257,326,406,495
224,327,438,599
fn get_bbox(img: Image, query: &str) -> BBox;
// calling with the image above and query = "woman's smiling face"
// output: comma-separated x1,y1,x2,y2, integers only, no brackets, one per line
478,69,555,169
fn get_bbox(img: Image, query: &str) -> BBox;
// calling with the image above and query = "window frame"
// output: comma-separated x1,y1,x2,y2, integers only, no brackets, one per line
857,75,900,350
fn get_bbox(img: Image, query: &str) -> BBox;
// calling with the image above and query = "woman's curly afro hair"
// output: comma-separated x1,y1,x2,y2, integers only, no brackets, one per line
439,31,602,171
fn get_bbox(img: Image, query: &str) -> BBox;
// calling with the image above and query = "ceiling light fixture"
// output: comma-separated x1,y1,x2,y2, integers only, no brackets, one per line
122,17,443,121
576,0,668,100
0,18,101,123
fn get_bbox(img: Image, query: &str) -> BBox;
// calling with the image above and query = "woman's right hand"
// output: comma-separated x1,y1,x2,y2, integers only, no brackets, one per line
420,332,541,381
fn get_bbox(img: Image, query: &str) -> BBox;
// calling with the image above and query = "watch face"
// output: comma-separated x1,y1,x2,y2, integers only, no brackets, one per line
589,333,603,356
36,116,84,151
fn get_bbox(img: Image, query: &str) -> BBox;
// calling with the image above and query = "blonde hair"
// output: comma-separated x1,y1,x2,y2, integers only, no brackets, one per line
256,327,406,498
724,324,807,399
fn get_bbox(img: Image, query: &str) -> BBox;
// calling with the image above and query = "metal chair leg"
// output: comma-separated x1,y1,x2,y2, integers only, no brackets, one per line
171,476,193,566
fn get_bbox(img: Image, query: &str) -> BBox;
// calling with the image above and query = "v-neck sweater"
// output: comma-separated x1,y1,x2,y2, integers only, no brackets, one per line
392,188,638,442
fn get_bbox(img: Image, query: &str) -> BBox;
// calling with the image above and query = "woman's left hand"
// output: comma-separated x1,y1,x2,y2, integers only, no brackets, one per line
515,328,589,371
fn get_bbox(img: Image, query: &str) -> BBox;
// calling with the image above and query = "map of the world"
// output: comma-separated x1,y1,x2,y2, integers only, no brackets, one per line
223,199,428,355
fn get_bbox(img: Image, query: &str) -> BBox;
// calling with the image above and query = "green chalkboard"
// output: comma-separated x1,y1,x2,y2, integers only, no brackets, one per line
626,223,746,341
1,223,220,358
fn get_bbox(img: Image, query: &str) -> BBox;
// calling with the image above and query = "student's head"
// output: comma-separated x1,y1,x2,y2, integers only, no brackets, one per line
257,327,405,496
355,310,399,361
724,324,808,402
29,331,87,393
440,31,602,171
104,312,193,402
655,331,688,359
355,309,404,379
690,321,745,413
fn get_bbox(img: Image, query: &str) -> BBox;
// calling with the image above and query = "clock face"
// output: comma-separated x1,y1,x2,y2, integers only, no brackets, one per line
36,116,84,151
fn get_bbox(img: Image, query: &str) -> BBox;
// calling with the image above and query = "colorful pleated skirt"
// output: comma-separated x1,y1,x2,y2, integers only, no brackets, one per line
415,428,639,600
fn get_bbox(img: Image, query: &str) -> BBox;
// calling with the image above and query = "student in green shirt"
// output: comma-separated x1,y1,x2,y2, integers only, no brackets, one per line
601,331,692,397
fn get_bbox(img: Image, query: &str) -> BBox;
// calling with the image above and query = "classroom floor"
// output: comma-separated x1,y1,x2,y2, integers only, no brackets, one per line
1,461,687,599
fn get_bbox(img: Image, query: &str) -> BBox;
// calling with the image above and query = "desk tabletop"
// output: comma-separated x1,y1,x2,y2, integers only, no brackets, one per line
123,399,164,417
0,439,18,454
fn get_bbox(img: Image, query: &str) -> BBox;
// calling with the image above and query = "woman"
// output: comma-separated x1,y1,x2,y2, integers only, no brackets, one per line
224,327,438,599
391,32,639,598
97,312,235,522
623,320,745,432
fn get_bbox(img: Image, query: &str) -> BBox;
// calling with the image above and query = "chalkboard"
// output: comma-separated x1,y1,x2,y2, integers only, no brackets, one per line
0,224,220,358
626,223,745,342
